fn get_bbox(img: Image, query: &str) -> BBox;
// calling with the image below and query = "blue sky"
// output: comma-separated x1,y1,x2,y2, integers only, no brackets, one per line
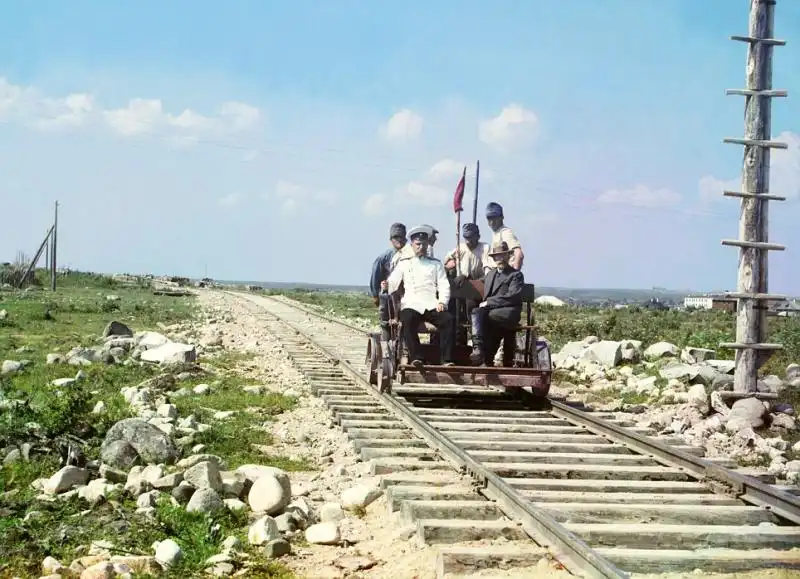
1,0,798,291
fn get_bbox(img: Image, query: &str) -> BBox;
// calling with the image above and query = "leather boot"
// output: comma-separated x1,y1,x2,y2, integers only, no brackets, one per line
470,308,485,365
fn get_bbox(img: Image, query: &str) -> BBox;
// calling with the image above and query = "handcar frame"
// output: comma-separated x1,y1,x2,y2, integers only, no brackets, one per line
366,278,553,396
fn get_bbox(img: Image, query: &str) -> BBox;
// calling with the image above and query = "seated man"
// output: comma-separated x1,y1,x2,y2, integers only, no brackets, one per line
470,242,524,366
382,226,454,367
369,222,407,339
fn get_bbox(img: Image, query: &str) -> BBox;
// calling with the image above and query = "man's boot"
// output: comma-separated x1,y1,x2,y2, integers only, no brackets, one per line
470,309,485,365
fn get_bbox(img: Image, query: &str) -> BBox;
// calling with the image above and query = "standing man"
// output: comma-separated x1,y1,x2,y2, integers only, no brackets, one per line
443,223,489,284
382,226,454,367
369,222,407,338
421,224,439,258
470,242,524,366
485,202,524,271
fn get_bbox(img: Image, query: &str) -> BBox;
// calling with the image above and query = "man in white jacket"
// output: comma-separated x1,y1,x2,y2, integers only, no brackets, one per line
382,225,454,367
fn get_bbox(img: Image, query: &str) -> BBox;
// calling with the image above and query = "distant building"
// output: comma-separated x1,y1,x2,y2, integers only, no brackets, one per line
683,294,735,312
774,299,800,317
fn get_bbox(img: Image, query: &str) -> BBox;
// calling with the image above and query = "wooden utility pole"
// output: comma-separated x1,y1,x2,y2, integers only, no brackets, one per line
50,201,59,291
720,0,788,393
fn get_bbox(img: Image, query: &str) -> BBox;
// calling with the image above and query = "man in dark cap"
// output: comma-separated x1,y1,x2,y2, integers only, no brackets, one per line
382,226,454,367
485,202,524,271
470,241,524,366
369,222,407,338
443,222,489,284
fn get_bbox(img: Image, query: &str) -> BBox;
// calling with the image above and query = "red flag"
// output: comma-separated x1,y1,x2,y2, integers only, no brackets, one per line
453,166,466,213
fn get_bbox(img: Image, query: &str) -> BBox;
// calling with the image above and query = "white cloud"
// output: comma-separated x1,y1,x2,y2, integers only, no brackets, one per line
428,158,494,184
269,179,334,214
698,131,800,202
479,104,538,150
0,77,261,141
217,192,243,208
403,181,449,207
103,98,260,139
597,184,681,208
382,108,423,142
698,175,739,203
0,77,95,131
363,193,387,216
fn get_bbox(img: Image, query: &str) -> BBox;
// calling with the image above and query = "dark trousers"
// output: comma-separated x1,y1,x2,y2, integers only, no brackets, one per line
399,308,454,363
448,297,479,345
471,306,520,366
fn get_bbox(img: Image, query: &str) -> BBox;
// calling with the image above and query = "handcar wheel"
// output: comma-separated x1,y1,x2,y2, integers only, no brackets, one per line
377,357,393,394
367,335,381,385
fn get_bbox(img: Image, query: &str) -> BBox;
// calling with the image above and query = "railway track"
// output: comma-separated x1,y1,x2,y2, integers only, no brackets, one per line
223,290,800,578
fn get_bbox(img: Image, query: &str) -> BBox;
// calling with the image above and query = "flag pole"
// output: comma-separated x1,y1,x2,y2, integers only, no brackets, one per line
471,160,480,224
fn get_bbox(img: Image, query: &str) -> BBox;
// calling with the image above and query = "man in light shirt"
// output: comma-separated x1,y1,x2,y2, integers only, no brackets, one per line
443,223,489,284
382,226,454,367
485,202,524,270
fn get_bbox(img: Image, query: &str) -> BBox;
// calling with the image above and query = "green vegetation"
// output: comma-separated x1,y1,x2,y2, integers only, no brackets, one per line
170,375,309,470
262,288,800,377
0,270,299,577
261,288,374,326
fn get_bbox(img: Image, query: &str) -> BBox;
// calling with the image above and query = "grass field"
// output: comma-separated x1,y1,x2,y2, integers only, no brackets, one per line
0,271,299,578
261,287,800,377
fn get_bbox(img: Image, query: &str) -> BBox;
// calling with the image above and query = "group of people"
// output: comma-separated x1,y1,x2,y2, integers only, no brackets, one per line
368,202,526,368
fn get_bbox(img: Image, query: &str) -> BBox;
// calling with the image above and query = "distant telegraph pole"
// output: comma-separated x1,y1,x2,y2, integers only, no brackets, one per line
51,201,59,291
720,0,788,393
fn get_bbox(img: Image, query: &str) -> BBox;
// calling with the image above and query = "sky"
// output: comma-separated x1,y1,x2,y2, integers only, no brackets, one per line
0,0,798,292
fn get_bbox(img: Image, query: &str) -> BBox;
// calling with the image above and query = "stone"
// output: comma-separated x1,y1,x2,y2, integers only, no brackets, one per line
78,478,117,503
186,488,224,513
103,321,133,338
184,460,223,492
305,522,341,545
681,347,716,364
686,384,710,414
152,473,183,490
643,342,679,361
136,331,170,349
141,342,197,364
223,498,247,512
100,418,178,467
193,383,211,395
80,561,115,579
109,556,159,575
177,453,226,471
579,340,622,368
319,502,345,523
248,516,281,545
727,397,767,431
341,484,382,511
1,360,23,375
156,403,178,419
43,466,89,494
264,538,291,558
171,482,195,504
247,469,291,515
154,538,182,567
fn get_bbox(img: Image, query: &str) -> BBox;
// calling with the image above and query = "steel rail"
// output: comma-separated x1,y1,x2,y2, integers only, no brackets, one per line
549,399,800,525
224,291,628,579
261,292,800,526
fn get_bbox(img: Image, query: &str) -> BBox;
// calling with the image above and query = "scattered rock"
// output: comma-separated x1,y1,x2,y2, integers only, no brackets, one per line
305,522,341,545
154,538,182,567
100,418,178,467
